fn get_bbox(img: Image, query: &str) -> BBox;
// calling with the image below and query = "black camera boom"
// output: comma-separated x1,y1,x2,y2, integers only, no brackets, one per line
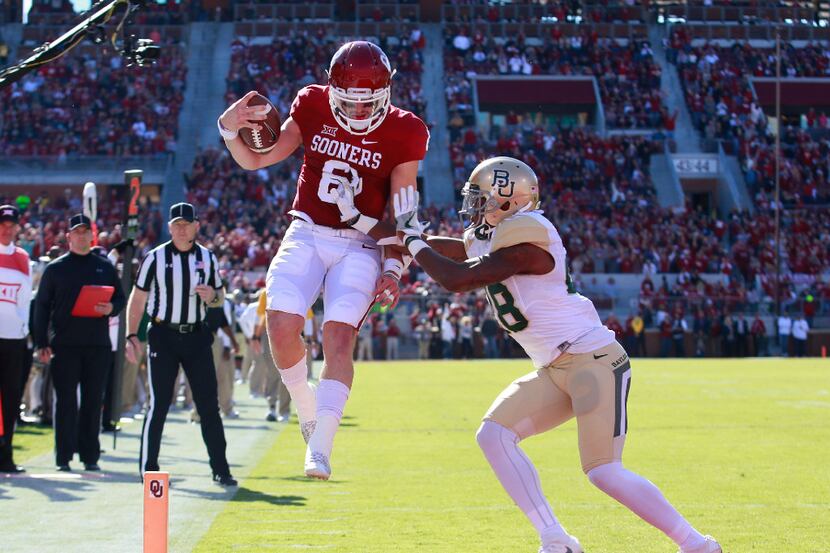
0,0,159,90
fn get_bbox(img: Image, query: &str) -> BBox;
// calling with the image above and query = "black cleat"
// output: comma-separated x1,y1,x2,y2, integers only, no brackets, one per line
213,473,238,487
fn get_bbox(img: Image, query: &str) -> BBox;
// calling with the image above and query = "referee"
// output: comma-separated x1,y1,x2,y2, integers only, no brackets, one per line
124,203,236,486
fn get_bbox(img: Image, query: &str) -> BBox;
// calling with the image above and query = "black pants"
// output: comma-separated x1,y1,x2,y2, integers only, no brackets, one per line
140,324,230,476
51,345,111,466
0,338,26,467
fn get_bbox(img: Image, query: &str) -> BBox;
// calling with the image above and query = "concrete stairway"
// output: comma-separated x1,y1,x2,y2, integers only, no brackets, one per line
649,24,701,154
161,22,234,228
650,150,685,210
419,23,454,206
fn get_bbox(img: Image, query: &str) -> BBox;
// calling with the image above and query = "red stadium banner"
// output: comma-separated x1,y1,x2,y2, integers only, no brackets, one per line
751,78,830,108
473,76,598,112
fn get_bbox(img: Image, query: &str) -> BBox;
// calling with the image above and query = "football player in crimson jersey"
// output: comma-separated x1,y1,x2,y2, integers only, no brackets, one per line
218,41,429,480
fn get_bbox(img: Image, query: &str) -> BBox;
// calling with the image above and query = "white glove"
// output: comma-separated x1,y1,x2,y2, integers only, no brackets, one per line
334,178,360,223
393,185,425,239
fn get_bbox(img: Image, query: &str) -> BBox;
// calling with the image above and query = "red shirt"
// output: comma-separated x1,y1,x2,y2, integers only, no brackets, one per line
289,85,430,229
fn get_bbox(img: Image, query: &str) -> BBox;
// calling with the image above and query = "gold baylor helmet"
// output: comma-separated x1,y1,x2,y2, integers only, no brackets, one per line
460,156,540,228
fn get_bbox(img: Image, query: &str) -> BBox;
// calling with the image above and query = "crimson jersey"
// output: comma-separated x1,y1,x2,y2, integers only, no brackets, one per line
289,84,430,228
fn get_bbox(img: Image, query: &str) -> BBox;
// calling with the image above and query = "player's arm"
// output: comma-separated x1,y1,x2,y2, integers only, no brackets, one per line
393,185,552,291
377,160,421,241
408,242,553,293
336,160,420,241
124,287,149,364
219,90,302,171
425,236,467,262
371,162,421,307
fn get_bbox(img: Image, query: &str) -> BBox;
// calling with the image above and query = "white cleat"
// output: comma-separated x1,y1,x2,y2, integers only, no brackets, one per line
679,536,722,553
304,450,331,480
300,420,316,444
539,534,584,553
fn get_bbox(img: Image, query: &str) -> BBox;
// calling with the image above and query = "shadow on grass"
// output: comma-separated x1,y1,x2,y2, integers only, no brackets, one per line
232,487,306,506
173,485,306,506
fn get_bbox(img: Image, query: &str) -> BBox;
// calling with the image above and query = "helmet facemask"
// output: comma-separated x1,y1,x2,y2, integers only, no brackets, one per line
460,182,487,228
328,85,391,135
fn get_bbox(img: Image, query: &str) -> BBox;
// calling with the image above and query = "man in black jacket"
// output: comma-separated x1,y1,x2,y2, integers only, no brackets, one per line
33,214,126,472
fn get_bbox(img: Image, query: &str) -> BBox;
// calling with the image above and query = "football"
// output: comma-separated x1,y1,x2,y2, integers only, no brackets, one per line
239,93,281,154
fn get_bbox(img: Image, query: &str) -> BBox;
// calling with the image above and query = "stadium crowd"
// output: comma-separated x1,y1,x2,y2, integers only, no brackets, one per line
669,31,830,206
445,25,666,129
0,41,187,156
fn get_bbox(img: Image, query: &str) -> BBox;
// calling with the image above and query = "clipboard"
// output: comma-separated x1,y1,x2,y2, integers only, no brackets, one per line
71,285,115,318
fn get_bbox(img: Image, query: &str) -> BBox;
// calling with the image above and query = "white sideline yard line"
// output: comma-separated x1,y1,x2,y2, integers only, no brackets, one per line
0,391,287,553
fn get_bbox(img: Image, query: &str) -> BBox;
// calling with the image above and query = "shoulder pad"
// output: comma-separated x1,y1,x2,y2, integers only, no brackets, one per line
491,214,550,253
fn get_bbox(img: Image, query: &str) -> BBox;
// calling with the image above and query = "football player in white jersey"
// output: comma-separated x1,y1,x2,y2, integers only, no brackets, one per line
339,157,722,553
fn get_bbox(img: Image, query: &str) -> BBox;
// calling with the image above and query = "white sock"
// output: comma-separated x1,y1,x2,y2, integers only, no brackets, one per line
476,421,567,540
679,533,710,553
307,379,350,458
278,357,316,426
587,462,706,549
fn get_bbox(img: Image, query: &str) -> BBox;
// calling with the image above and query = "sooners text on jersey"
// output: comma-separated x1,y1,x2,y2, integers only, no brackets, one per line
290,84,429,228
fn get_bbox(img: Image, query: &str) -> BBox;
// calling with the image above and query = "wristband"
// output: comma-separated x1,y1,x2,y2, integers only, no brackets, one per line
126,333,139,342
349,214,378,235
404,236,429,257
382,258,404,280
217,117,238,140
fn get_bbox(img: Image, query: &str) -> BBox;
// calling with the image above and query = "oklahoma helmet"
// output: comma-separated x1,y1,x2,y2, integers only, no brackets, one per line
327,41,395,136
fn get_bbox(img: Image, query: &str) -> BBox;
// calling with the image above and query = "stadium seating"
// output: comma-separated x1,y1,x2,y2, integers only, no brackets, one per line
444,24,664,129
1,31,188,156
226,29,425,119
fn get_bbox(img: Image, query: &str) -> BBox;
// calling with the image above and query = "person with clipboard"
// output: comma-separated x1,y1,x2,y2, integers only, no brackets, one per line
32,213,126,472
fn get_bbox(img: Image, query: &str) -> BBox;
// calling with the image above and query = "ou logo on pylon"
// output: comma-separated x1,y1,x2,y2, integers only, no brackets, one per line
149,479,164,498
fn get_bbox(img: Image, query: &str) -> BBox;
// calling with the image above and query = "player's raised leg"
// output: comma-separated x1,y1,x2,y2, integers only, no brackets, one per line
476,371,583,553
304,321,357,480
265,222,325,442
555,342,721,553
304,233,379,480
267,311,317,440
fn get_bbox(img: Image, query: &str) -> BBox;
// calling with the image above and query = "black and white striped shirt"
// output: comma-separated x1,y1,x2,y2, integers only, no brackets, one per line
135,241,223,324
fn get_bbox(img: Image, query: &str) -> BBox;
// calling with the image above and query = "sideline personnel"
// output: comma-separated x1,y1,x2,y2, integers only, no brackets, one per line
125,203,236,486
33,214,126,471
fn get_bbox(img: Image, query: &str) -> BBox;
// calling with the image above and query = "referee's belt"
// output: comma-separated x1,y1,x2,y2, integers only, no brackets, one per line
153,319,204,334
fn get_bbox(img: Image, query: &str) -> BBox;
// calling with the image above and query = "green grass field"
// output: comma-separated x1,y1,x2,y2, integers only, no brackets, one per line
194,358,830,553
12,423,53,464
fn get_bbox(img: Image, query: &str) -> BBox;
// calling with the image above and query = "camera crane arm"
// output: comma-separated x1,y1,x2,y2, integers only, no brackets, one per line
0,0,158,91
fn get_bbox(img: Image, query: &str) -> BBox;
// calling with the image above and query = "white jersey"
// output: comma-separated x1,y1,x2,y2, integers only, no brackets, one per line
464,211,614,368
0,243,32,340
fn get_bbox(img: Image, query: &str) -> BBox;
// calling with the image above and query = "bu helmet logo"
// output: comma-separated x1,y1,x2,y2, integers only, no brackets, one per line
492,169,514,197
149,479,164,498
